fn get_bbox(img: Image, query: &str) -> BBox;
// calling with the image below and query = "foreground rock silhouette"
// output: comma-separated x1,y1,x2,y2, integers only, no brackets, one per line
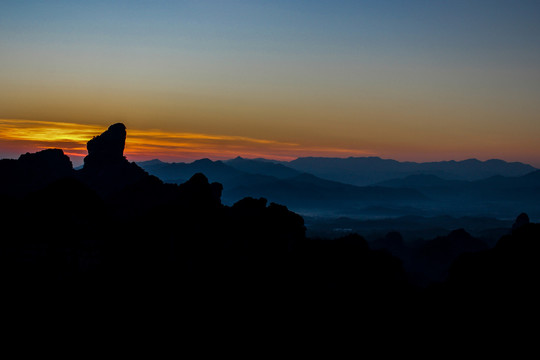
78,123,151,197
1,123,538,333
86,123,127,164
0,148,74,196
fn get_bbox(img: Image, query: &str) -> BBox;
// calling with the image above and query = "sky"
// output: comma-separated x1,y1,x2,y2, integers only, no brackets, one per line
1,0,540,167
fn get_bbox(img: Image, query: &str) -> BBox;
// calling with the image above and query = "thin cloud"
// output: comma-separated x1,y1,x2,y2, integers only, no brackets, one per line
0,119,373,162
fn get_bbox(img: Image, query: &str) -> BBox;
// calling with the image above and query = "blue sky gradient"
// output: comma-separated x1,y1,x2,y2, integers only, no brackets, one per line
1,1,540,165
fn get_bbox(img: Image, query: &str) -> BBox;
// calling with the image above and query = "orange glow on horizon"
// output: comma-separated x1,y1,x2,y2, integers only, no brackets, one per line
0,119,374,164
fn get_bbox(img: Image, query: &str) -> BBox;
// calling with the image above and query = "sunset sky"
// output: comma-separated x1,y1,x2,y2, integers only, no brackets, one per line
1,1,540,166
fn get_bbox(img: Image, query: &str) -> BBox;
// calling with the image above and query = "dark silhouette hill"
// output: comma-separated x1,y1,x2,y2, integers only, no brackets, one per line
139,158,428,214
306,215,512,245
409,229,489,286
378,171,540,198
377,174,466,189
374,170,540,218
225,172,427,212
139,156,540,218
285,156,536,185
290,233,410,306
0,124,316,317
438,214,540,315
0,148,74,197
474,170,540,198
138,157,244,184
224,156,300,178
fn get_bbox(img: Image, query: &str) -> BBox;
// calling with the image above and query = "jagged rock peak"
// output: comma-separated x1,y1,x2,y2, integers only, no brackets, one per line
87,123,126,159
18,148,73,171
512,213,530,232
84,123,127,168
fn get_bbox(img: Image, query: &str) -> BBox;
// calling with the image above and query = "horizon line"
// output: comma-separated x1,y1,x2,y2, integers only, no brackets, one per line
0,119,538,168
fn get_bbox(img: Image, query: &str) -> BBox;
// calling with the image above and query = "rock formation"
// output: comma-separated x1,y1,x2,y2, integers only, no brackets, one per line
0,148,74,196
78,123,149,196
512,212,530,232
84,123,127,169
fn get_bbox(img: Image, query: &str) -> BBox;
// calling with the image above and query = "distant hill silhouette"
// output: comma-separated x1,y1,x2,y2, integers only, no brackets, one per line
138,157,244,184
284,156,536,185
0,148,74,197
306,214,512,245
139,156,540,218
374,170,540,218
225,172,428,211
224,156,300,178
377,171,540,197
440,216,540,315
138,158,428,214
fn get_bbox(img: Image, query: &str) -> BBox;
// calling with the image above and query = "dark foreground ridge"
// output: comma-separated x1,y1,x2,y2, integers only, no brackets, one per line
0,123,538,333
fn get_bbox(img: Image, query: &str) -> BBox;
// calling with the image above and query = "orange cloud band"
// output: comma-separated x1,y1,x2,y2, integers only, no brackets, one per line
0,119,373,163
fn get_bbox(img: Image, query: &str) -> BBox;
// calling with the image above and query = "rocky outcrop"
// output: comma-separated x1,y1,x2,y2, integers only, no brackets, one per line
0,148,74,196
512,212,530,232
19,148,73,175
84,123,127,169
78,123,150,197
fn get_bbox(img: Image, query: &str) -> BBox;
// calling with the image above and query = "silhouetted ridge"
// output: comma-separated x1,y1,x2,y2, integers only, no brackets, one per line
445,214,540,312
24,177,105,224
287,156,536,185
0,148,74,196
192,158,214,166
225,157,300,178
373,227,490,286
19,148,73,174
512,212,530,232
78,123,152,197
84,123,126,167
177,172,223,209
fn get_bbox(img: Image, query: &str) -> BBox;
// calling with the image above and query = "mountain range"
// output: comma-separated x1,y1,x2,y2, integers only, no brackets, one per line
138,158,428,215
377,171,540,200
138,156,540,218
2,122,540,325
284,156,536,185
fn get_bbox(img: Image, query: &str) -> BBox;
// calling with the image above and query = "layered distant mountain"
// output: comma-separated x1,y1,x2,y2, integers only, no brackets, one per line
137,158,244,185
139,156,537,187
377,171,540,202
224,156,300,178
138,156,540,218
284,157,537,186
138,158,428,215
137,156,300,182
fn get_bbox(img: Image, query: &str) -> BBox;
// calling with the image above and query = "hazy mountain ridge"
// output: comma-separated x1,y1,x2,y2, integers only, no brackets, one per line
138,156,540,218
224,172,428,213
138,157,428,214
285,156,537,185
225,156,300,178
140,156,537,186
376,171,540,203
305,214,512,245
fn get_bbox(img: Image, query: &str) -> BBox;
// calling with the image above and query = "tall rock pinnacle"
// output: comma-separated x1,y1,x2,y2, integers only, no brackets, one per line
84,123,127,169
79,123,149,196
